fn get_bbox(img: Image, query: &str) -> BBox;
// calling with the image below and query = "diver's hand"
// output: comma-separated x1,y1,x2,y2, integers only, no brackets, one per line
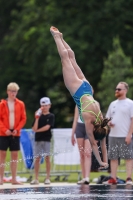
108,121,115,127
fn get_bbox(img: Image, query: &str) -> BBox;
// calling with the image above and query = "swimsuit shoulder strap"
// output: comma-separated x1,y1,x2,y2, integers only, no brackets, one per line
80,94,101,124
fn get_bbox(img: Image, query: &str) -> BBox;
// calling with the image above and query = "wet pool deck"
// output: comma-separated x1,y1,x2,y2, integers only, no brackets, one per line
0,182,78,189
0,182,132,188
0,183,133,200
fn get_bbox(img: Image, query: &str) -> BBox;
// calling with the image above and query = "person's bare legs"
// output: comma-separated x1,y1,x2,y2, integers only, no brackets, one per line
84,139,92,179
45,156,51,180
0,150,6,185
110,159,118,180
60,33,88,82
11,151,22,184
77,139,86,179
34,157,40,181
126,159,133,179
50,26,82,95
77,139,91,181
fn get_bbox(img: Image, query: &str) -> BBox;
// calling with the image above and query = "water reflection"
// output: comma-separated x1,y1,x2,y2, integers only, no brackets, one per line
0,185,133,200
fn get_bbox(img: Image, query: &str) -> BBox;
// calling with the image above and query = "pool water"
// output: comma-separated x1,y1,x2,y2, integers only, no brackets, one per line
0,185,133,200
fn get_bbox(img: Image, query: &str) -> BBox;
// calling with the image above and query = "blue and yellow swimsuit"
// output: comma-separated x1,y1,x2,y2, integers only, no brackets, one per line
72,81,101,123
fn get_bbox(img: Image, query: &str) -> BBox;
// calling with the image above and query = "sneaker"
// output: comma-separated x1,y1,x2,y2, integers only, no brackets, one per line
84,181,90,185
77,179,90,185
30,180,39,185
84,177,90,185
103,177,117,185
126,178,133,185
77,179,85,185
44,179,51,184
77,179,89,185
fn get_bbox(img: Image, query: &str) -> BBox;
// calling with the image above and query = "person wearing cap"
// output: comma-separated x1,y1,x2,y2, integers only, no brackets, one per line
30,97,55,185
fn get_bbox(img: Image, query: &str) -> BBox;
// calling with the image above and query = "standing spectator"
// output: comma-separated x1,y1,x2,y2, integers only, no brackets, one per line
71,105,91,184
0,82,26,185
104,82,133,185
30,97,55,185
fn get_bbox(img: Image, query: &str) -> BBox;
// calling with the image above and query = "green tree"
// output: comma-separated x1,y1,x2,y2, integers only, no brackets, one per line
96,38,133,114
0,0,133,127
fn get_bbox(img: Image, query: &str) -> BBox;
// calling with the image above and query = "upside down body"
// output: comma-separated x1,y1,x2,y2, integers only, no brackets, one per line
50,26,110,169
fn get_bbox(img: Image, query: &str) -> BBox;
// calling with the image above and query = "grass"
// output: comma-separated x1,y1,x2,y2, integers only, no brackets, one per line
4,150,129,183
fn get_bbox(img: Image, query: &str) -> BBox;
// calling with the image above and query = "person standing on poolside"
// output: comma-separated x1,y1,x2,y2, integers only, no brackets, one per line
71,105,91,184
30,97,55,185
0,82,26,185
104,82,133,185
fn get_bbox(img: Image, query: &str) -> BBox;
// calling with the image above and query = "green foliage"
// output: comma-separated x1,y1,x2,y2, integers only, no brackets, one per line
0,0,133,127
96,38,133,113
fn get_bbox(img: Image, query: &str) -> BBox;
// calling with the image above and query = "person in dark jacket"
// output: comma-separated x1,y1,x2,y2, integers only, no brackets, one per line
30,97,55,185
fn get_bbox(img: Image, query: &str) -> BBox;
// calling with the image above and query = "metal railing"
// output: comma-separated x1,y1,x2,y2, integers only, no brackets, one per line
4,128,126,182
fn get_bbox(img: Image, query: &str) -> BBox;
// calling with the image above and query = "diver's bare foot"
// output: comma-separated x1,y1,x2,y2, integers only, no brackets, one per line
50,26,60,36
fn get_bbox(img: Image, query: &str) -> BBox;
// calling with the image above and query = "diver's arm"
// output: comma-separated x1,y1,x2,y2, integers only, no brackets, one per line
84,119,108,167
100,137,108,163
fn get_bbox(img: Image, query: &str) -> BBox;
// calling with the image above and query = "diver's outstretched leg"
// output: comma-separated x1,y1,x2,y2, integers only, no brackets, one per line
60,33,87,82
50,26,82,95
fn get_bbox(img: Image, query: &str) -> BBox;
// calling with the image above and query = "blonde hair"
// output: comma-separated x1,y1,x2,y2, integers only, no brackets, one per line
7,82,20,91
